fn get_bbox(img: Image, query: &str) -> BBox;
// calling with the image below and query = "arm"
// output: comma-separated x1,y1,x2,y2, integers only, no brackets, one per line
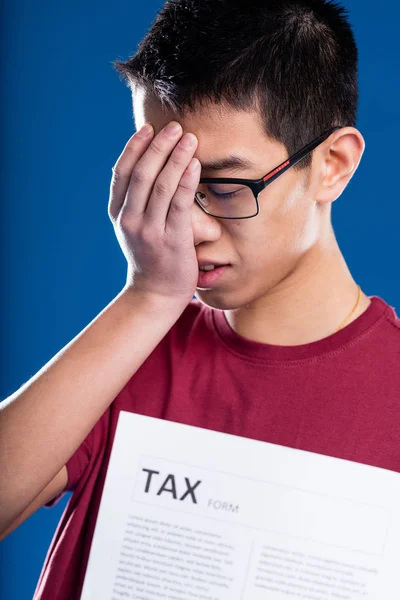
0,466,67,542
0,119,201,536
0,290,186,536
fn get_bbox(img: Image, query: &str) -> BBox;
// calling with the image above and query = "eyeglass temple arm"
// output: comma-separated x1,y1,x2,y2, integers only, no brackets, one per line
262,126,342,187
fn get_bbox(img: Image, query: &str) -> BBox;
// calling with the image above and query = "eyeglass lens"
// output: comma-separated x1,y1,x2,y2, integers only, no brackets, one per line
195,183,257,218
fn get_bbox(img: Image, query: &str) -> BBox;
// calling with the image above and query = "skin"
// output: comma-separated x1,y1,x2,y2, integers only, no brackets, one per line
0,87,370,538
0,89,371,538
133,88,369,346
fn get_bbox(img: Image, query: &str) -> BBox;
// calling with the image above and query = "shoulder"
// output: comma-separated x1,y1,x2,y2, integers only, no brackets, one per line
374,295,400,337
367,296,400,375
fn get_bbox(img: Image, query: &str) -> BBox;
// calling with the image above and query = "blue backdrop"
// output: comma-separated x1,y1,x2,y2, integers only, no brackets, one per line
1,1,399,598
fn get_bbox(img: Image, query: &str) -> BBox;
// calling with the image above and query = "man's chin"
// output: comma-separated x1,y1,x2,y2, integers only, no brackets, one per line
194,290,248,311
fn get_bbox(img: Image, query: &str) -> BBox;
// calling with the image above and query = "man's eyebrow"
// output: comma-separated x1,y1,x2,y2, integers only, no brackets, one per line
200,155,254,172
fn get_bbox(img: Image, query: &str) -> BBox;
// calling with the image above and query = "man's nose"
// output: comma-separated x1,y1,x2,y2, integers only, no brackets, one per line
191,199,222,246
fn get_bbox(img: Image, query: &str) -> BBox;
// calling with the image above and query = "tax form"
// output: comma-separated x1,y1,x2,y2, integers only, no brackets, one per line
81,411,400,599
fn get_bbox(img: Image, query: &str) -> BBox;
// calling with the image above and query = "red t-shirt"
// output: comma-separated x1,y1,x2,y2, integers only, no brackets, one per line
34,295,400,599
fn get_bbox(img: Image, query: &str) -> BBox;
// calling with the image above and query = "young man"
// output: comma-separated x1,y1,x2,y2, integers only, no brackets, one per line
1,0,399,597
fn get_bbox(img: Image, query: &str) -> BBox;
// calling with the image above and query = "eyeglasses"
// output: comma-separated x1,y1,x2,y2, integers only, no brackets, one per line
194,126,342,219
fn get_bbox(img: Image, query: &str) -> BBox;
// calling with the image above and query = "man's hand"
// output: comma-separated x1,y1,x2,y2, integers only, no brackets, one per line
109,121,201,306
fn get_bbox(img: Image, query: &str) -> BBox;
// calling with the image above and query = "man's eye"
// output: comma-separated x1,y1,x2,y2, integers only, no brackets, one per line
208,186,244,199
213,191,237,199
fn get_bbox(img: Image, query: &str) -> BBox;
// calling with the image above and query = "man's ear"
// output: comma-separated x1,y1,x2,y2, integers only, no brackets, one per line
315,127,365,204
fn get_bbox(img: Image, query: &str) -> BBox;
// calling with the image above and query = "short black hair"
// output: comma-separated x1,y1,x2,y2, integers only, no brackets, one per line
113,0,358,170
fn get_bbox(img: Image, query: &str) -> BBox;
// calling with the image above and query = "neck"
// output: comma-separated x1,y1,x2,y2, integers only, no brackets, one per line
224,233,371,346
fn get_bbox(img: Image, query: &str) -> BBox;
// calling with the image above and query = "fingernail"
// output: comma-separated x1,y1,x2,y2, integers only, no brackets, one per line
164,121,182,136
179,133,197,149
137,123,153,138
188,157,200,172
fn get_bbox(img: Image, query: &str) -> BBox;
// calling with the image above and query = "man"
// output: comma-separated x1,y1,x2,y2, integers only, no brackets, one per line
1,0,399,598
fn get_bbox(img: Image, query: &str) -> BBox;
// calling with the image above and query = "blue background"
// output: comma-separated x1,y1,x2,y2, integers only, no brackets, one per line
1,1,399,597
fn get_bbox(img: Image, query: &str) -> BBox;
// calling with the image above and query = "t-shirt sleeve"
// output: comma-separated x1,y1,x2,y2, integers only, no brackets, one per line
45,411,108,507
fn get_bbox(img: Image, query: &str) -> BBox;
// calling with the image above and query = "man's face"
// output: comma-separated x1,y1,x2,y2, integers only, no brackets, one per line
133,91,327,311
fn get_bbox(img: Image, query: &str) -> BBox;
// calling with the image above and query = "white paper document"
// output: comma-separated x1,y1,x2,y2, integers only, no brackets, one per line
81,411,400,600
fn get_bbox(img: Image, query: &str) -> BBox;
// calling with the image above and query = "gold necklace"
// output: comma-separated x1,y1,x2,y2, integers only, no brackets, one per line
334,285,362,333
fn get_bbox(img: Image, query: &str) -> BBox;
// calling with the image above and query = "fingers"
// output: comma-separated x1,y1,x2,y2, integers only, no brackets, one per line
109,120,200,237
144,132,199,226
122,121,187,219
108,124,154,221
165,157,201,235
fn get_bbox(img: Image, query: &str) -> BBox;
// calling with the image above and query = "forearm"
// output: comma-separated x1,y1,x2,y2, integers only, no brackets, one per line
0,287,186,531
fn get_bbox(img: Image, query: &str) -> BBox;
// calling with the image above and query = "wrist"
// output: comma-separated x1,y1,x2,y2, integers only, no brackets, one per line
119,285,191,319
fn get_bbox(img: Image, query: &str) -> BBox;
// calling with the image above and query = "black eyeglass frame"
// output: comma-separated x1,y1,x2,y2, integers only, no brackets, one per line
194,126,342,219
